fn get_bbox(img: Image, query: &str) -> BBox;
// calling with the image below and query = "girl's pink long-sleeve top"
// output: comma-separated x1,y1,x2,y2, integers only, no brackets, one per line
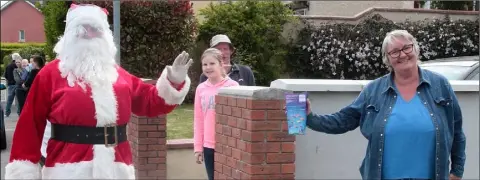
193,77,239,152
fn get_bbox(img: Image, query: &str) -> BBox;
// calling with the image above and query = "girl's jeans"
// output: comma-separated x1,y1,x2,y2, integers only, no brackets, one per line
203,147,215,180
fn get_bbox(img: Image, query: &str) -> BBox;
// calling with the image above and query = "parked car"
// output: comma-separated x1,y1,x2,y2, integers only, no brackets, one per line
419,56,479,80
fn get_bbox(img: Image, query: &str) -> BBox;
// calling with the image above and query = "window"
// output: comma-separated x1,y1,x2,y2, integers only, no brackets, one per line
470,73,479,80
18,30,25,42
465,67,479,80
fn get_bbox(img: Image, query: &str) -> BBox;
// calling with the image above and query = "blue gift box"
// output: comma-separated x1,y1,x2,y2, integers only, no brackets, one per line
285,92,308,135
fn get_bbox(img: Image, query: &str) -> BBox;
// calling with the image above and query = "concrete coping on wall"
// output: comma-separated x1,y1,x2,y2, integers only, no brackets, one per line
167,139,193,149
217,86,291,100
270,79,479,92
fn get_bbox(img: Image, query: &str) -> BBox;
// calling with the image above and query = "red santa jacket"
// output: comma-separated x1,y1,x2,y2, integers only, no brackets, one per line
5,59,190,179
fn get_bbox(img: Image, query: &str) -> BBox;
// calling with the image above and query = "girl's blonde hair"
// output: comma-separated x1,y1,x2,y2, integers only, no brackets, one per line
201,48,227,77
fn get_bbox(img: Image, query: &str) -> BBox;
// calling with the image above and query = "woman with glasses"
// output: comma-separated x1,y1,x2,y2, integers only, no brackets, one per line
304,30,466,180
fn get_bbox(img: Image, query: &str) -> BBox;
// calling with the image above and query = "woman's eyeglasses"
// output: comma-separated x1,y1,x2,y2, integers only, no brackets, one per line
388,44,414,58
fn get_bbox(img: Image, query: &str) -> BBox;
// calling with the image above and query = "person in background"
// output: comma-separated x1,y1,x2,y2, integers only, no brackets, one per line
13,59,30,114
40,121,51,167
3,53,22,117
304,30,465,180
194,48,239,180
199,34,255,86
26,56,35,72
24,56,45,90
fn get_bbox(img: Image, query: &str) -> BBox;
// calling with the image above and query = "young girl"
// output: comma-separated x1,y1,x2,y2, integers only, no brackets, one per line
194,48,239,180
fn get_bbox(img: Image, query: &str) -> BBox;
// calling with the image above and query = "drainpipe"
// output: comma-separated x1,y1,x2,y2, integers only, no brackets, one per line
113,0,121,65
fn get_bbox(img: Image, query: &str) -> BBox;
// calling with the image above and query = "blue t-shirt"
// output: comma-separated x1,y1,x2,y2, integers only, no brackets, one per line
382,94,435,179
21,69,29,81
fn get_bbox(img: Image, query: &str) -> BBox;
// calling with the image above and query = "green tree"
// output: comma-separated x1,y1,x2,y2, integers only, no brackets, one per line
197,1,296,86
38,1,69,60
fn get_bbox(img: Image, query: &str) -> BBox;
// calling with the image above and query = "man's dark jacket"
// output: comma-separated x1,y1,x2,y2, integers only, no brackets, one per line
4,62,16,85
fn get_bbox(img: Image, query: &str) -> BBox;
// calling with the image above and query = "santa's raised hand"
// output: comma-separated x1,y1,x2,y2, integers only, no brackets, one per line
167,51,194,84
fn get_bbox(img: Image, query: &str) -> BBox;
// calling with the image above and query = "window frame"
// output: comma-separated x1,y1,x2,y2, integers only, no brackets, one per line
18,30,25,42
465,66,479,80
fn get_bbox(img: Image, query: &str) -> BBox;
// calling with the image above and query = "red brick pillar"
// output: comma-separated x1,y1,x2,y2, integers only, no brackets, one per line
214,87,295,180
128,79,167,180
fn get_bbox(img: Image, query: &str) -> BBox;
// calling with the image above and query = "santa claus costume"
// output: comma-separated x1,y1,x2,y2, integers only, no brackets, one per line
5,4,193,179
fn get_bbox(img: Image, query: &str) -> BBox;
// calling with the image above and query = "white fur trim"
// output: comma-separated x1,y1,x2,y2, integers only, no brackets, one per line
42,159,135,179
92,145,116,178
5,160,41,179
90,83,118,127
157,67,191,105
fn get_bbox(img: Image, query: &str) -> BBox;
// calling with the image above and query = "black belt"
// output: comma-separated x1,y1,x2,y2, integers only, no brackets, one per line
51,123,127,147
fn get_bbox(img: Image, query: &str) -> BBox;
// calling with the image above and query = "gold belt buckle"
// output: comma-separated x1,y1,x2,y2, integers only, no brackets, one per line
104,123,118,147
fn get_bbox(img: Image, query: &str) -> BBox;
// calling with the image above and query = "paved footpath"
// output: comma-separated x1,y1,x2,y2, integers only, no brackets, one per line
1,104,19,179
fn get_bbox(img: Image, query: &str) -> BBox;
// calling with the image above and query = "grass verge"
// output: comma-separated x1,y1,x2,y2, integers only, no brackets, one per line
166,103,194,140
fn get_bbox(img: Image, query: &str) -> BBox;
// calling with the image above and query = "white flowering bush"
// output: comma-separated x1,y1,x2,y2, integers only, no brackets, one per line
286,14,479,80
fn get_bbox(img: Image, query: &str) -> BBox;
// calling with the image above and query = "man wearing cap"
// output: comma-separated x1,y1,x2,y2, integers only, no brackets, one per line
199,34,255,86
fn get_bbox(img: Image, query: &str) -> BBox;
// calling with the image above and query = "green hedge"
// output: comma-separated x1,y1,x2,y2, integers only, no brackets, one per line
1,43,46,63
286,14,479,80
1,43,45,49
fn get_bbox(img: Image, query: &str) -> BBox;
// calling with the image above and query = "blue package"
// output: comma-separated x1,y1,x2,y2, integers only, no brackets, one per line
285,92,308,135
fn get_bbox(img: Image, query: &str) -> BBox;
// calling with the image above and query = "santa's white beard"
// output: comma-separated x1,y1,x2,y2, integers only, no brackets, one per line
57,34,119,90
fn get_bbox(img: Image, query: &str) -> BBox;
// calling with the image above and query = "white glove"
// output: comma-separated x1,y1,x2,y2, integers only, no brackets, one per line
167,51,194,84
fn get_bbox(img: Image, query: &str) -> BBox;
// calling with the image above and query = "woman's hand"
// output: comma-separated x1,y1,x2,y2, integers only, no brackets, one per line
449,174,461,180
194,152,203,164
306,99,311,115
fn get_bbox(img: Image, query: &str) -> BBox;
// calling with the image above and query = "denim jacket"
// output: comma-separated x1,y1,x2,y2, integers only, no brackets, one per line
306,67,466,180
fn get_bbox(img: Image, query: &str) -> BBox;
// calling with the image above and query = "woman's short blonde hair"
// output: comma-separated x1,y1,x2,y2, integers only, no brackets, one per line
381,30,421,67
11,53,22,61
201,48,226,77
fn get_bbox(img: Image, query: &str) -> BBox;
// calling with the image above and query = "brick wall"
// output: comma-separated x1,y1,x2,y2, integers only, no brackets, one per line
128,80,167,180
128,114,167,179
214,87,295,180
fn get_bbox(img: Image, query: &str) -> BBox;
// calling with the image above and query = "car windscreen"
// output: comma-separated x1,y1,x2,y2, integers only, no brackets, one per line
420,65,470,80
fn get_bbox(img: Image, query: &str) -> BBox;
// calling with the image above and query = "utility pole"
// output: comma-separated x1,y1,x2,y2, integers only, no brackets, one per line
113,0,121,65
